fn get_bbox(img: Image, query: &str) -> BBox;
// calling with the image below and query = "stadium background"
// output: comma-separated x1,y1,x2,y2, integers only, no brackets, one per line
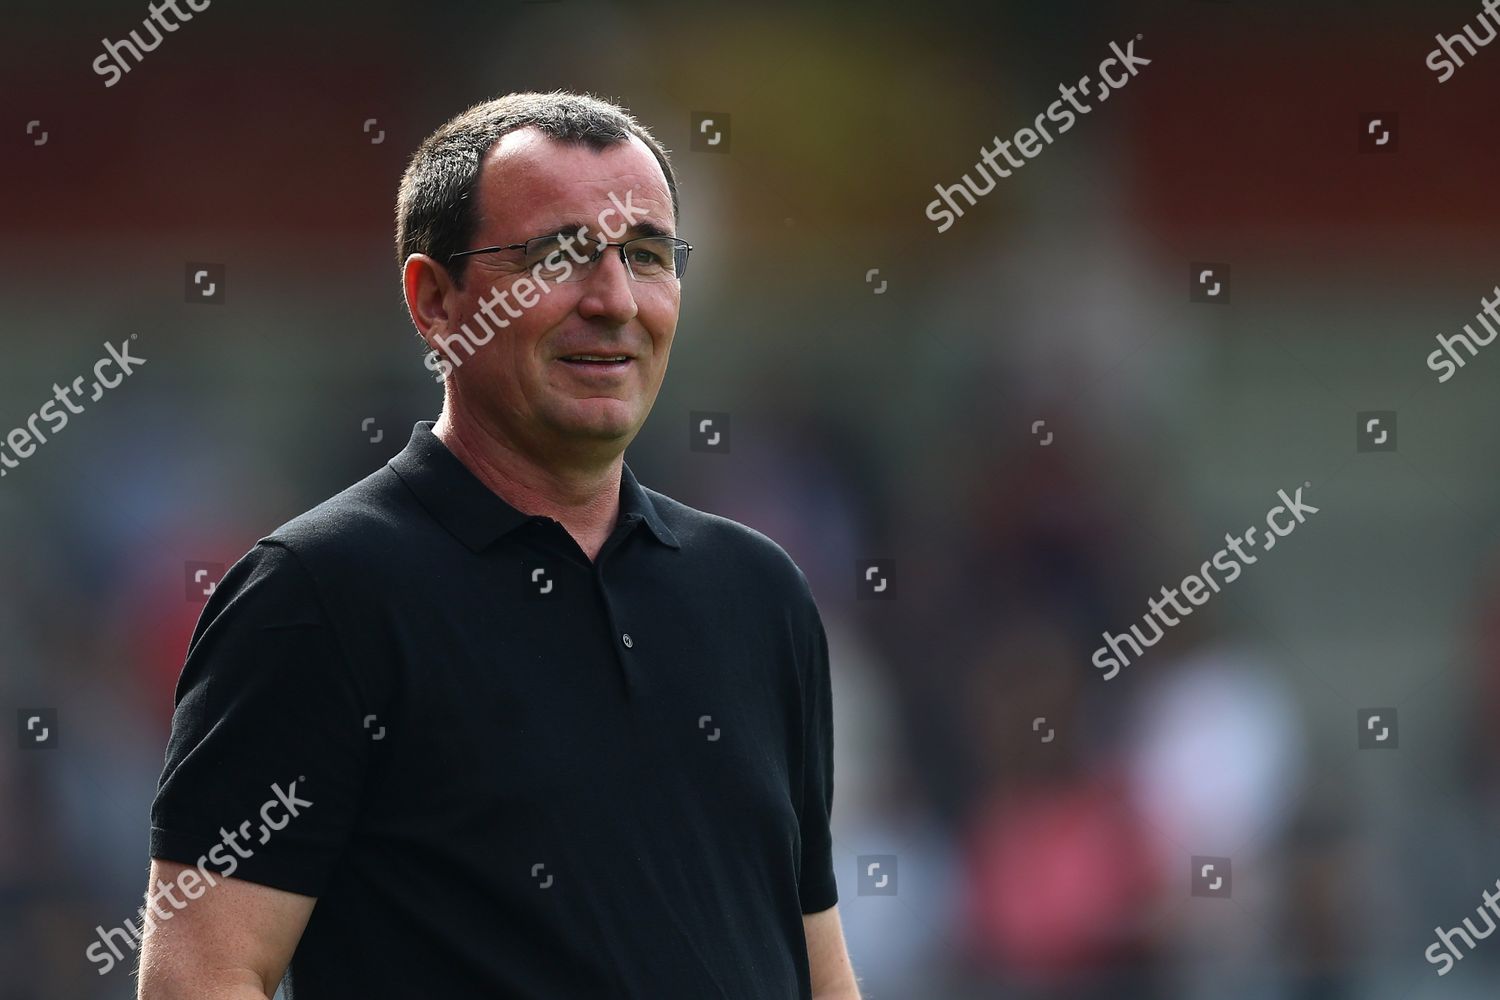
3,0,1500,996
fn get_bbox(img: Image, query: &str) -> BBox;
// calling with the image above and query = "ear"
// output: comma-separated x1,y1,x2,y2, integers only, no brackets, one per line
402,254,461,354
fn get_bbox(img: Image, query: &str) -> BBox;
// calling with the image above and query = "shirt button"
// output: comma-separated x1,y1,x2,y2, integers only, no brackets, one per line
621,633,633,648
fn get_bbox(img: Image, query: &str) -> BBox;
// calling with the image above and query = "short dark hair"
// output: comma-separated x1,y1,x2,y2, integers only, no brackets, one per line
395,91,679,289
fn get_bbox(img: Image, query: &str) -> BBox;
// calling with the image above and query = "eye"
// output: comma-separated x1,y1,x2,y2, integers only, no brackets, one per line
523,239,564,267
627,239,675,273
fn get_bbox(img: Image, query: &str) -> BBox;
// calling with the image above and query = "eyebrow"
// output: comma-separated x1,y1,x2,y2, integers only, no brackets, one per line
626,220,675,240
536,218,676,241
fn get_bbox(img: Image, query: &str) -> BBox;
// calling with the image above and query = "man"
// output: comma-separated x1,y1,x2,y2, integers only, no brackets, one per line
138,91,860,999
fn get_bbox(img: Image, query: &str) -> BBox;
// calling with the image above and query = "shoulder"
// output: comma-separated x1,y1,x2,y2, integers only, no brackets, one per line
644,486,818,611
266,463,413,548
252,463,426,589
192,465,411,629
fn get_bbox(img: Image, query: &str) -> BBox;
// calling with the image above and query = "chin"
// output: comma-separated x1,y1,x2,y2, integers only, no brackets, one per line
554,404,638,441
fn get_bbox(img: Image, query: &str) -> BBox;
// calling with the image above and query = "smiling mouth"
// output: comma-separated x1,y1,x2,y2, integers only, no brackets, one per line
558,354,631,364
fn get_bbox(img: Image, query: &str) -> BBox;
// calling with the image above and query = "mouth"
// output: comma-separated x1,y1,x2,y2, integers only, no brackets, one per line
558,353,632,365
556,353,634,377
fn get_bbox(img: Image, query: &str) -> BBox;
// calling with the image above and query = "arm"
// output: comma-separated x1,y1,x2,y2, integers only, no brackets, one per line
803,904,861,1000
137,859,315,999
143,543,372,996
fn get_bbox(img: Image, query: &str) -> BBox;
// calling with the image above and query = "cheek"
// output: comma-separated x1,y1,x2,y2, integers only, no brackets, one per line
516,291,582,355
640,294,681,355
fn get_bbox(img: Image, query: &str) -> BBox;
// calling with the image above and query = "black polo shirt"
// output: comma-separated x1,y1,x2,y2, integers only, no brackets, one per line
149,421,839,999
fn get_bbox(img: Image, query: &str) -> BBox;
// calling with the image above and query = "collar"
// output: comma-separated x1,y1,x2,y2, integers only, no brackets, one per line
388,421,679,553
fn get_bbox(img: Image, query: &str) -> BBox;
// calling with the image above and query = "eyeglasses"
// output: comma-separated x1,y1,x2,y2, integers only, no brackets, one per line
448,230,693,284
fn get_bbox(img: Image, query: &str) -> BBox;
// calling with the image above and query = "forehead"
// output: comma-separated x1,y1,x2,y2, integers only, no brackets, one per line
475,127,674,239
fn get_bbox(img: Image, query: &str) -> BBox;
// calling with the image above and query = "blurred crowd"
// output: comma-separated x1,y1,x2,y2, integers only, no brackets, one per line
7,1,1500,998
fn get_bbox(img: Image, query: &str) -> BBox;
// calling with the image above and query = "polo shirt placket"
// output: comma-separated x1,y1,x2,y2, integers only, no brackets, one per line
593,513,643,694
509,502,667,698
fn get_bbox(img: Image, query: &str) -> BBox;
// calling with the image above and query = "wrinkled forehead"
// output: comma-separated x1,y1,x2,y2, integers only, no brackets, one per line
474,127,674,242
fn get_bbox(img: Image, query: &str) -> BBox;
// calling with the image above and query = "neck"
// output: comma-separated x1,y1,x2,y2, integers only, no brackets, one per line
433,405,623,561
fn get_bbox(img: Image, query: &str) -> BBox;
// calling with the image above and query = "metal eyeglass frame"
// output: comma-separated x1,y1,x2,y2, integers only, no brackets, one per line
447,232,693,282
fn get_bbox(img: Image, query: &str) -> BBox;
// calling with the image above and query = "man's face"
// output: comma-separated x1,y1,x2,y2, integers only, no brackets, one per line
439,129,680,463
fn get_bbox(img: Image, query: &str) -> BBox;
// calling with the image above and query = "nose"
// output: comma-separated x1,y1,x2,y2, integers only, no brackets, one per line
575,246,638,326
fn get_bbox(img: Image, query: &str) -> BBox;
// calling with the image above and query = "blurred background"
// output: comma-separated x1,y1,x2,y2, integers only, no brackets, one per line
5,0,1500,996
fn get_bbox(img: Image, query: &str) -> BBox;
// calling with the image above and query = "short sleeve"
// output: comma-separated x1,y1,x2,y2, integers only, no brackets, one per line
796,598,839,914
149,541,370,898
